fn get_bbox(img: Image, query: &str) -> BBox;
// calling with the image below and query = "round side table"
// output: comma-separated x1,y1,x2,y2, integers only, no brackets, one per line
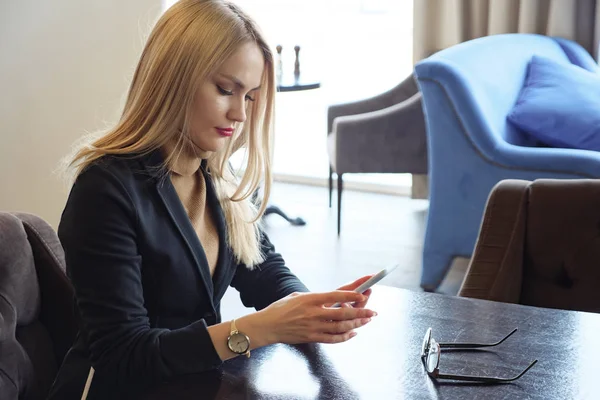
264,74,321,226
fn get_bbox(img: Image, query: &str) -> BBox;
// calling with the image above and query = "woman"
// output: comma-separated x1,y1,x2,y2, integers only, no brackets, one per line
48,1,376,398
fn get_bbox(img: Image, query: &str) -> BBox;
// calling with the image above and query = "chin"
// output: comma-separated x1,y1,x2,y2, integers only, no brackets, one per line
203,139,229,153
189,136,225,153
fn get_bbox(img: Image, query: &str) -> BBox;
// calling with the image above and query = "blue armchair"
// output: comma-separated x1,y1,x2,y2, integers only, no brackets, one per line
414,33,600,291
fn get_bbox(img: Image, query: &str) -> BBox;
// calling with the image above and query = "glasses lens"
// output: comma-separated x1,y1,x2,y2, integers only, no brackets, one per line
421,328,432,357
426,339,440,374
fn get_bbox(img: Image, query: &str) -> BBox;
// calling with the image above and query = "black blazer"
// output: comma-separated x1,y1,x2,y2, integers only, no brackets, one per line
47,150,308,399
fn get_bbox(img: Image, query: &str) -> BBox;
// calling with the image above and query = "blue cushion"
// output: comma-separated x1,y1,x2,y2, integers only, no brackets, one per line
507,55,600,151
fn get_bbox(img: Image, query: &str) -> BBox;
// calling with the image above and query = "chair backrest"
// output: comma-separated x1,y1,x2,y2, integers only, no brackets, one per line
459,179,600,313
520,180,600,312
0,212,77,400
414,34,598,150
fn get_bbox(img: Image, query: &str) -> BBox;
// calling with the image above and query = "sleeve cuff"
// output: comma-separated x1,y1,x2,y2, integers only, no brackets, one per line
158,319,223,376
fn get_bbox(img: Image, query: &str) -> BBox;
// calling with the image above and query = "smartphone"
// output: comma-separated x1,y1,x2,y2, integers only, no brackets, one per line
331,264,399,308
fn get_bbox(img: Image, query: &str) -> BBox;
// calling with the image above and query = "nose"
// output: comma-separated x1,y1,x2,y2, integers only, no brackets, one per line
227,98,247,124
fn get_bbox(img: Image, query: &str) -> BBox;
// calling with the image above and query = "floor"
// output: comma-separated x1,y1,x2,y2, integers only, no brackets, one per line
220,182,470,319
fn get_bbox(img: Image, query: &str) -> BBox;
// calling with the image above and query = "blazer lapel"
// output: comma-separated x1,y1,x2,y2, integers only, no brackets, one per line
142,150,216,309
202,163,233,301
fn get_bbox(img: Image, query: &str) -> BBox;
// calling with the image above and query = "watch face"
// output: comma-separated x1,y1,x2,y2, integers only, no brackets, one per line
228,332,250,354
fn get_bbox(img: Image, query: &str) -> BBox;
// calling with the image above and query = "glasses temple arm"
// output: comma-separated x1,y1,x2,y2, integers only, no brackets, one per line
435,359,538,383
438,328,518,349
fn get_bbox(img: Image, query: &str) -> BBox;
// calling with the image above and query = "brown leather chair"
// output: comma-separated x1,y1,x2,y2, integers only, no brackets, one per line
0,212,78,399
459,179,600,313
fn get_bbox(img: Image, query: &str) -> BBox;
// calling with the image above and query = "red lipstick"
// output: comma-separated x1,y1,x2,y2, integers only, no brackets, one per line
216,127,234,137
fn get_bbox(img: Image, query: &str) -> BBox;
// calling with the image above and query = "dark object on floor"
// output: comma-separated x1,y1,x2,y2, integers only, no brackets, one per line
264,205,306,226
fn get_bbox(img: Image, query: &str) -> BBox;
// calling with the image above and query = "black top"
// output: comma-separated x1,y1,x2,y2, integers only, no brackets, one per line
47,150,308,399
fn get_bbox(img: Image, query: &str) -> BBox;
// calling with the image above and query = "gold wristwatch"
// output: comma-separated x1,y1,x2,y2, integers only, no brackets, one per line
227,319,251,358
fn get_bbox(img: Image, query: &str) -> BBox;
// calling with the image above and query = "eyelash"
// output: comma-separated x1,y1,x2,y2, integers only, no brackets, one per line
217,85,255,102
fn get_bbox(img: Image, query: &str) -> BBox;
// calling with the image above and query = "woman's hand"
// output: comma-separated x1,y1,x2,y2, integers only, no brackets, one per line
330,275,374,309
256,290,377,345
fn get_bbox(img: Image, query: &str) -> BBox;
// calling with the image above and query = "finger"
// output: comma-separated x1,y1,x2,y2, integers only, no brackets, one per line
311,330,358,344
307,291,366,306
323,301,353,309
334,289,372,309
319,318,372,334
353,289,372,308
337,275,374,291
320,306,376,321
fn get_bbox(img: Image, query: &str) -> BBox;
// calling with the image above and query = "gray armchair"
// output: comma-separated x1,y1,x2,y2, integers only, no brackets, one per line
327,74,428,234
0,212,78,400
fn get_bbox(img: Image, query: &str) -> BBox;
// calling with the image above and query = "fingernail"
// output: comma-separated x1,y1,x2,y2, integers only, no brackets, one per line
350,332,358,338
372,311,378,317
362,318,371,324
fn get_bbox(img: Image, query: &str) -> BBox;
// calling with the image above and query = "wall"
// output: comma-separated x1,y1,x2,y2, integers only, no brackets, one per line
0,0,162,228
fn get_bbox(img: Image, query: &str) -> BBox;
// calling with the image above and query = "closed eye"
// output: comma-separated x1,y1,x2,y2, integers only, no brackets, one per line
217,85,233,96
217,85,255,102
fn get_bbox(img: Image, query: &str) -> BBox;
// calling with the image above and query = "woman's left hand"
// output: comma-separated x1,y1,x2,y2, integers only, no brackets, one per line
330,275,374,309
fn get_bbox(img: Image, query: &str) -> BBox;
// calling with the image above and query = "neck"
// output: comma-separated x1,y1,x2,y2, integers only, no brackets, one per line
163,137,213,176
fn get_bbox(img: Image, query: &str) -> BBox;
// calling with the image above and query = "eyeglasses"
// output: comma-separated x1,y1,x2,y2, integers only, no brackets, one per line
421,327,537,383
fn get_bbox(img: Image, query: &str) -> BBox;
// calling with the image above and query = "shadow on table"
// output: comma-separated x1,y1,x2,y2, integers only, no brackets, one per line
141,343,360,400
291,343,360,400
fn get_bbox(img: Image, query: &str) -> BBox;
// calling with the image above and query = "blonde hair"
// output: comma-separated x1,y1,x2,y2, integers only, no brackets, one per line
65,0,274,267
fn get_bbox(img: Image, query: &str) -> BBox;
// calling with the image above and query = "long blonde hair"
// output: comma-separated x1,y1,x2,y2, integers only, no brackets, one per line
66,0,274,267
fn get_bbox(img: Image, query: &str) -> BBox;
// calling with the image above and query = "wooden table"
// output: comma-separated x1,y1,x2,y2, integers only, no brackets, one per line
142,285,597,399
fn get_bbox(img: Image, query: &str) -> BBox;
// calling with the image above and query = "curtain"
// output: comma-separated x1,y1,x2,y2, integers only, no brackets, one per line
413,0,600,62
